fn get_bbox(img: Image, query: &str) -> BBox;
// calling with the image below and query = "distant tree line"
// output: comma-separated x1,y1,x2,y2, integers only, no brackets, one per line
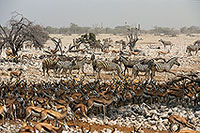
44,23,130,35
43,23,200,36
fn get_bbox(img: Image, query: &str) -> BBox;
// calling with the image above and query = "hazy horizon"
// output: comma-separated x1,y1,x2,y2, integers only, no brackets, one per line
0,0,200,30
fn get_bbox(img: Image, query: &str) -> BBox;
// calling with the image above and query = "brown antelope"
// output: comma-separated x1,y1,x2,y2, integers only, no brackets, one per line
25,106,45,122
158,39,174,49
39,106,71,126
19,122,36,133
6,99,17,120
34,122,67,133
74,103,88,120
6,49,13,57
167,86,186,106
178,129,199,133
10,69,24,81
157,50,170,57
103,49,110,53
0,104,7,125
169,115,195,131
51,104,68,113
87,96,118,120
112,49,120,54
129,51,139,55
50,49,59,54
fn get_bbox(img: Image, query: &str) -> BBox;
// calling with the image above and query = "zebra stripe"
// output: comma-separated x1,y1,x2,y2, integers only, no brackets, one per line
42,57,59,76
155,57,180,72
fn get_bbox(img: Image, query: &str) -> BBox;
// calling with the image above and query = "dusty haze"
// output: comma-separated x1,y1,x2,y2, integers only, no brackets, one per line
0,0,200,29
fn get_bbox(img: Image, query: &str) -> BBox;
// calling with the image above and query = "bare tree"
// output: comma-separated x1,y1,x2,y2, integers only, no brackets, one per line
51,37,63,55
0,12,49,56
126,24,140,51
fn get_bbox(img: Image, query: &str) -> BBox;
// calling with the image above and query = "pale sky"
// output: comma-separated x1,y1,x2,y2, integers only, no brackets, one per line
0,0,200,29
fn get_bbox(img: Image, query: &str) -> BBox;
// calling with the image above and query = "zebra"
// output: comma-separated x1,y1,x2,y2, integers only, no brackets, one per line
158,39,174,49
154,57,180,80
42,57,60,76
56,60,76,77
69,56,89,75
114,55,140,76
91,54,123,79
186,45,200,56
132,59,156,80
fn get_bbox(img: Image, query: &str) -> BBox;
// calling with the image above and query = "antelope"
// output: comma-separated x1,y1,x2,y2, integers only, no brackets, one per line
25,106,45,122
6,49,13,57
74,103,88,120
6,99,17,120
178,129,199,133
39,106,72,126
129,51,139,55
157,50,170,57
10,68,24,81
169,115,195,131
158,39,174,49
167,87,185,105
50,49,59,54
0,104,7,125
87,96,118,120
19,122,36,133
34,122,67,133
111,49,120,54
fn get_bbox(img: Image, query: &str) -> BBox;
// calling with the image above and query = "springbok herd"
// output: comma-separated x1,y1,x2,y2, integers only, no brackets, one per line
0,34,200,132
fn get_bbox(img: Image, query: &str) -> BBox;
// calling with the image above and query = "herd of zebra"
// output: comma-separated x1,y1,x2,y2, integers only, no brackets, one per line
41,53,181,81
40,39,200,81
